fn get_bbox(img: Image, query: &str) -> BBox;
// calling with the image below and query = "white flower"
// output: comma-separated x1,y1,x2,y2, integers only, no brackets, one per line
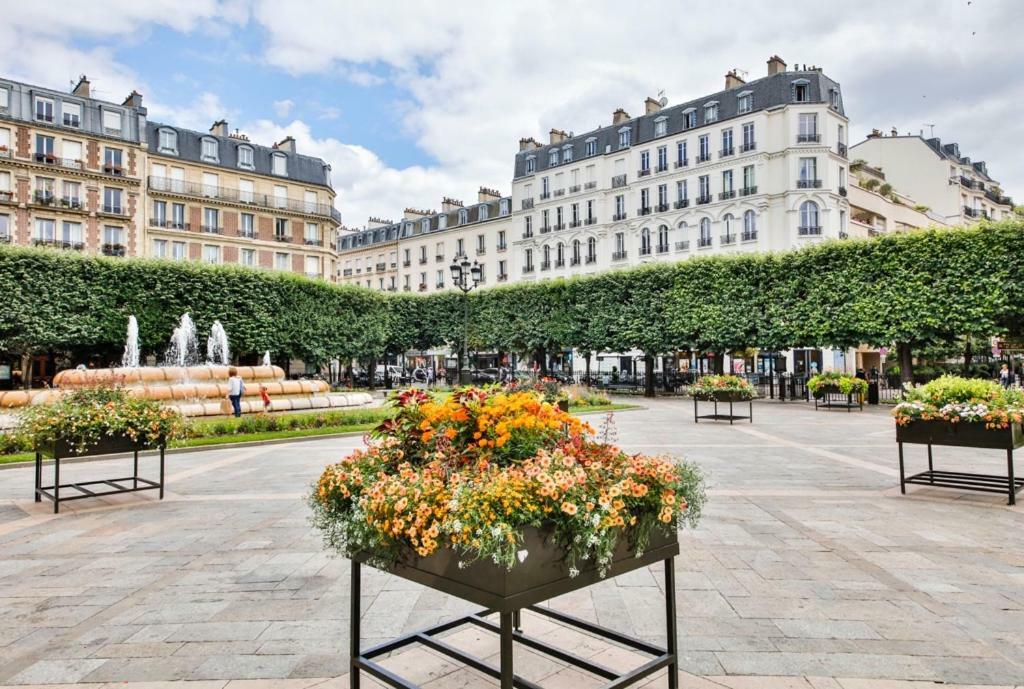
569,567,580,578
491,526,502,537
458,561,467,569
517,549,529,563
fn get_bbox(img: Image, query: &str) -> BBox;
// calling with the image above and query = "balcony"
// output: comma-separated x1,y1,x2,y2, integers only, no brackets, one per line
402,259,411,267
570,257,581,266
675,159,688,168
539,192,551,200
497,243,507,251
674,199,689,209
103,164,125,177
0,147,9,159
836,142,848,157
638,168,651,178
201,225,223,234
697,195,711,205
150,218,189,231
656,203,669,212
586,255,597,264
797,179,822,189
584,181,597,190
33,238,84,250
613,212,627,221
419,284,428,292
638,207,651,216
963,206,980,218
34,153,84,171
522,231,533,239
374,262,385,272
274,234,293,242
498,273,508,282
540,225,552,234
719,190,736,200
343,269,354,276
585,217,597,226
101,204,124,215
959,176,977,189
656,163,668,173
675,240,690,251
696,153,711,163
304,238,324,246
33,191,56,206
435,254,445,261
35,113,54,123
719,147,734,157
740,186,757,196
523,265,535,274
720,233,735,245
742,230,758,242
656,244,669,254
0,191,13,204
612,250,627,261
569,220,581,228
555,258,565,268
554,223,565,231
475,248,485,256
611,174,627,188
569,185,581,193
402,285,411,291
553,189,565,197
102,243,126,257
435,282,444,289
419,256,428,264
985,189,1012,206
741,142,757,153
839,186,847,197
697,236,713,248
797,133,821,143
639,246,651,256
147,176,338,219
521,198,534,210
798,226,822,236
60,196,83,209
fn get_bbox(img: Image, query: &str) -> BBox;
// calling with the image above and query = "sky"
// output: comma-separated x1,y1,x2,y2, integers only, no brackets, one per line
1,0,1021,226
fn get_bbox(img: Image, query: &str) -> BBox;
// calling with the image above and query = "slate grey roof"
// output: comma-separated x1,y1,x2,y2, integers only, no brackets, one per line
923,137,992,181
146,121,332,188
338,196,511,252
513,70,845,179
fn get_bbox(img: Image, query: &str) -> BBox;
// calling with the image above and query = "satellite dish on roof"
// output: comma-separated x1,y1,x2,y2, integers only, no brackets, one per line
658,96,668,107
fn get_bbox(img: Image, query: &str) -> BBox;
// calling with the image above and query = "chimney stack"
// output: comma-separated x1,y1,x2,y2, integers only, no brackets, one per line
867,128,882,139
403,207,432,220
441,197,464,212
122,90,143,108
478,186,501,203
518,137,541,152
612,108,630,125
724,69,746,90
367,217,393,228
549,128,568,145
644,97,662,115
890,127,898,137
72,75,90,98
210,120,229,137
275,136,296,153
767,55,787,76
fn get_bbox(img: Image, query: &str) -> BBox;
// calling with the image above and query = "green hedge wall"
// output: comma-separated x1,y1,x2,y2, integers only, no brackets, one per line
2,221,1023,368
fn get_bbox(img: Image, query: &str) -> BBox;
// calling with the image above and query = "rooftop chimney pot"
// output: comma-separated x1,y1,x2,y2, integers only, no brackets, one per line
724,70,746,90
767,54,787,76
612,108,631,125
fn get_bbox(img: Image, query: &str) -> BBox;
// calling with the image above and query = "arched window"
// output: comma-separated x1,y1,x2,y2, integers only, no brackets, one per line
799,201,819,233
421,217,430,233
587,237,597,261
543,244,551,268
658,224,669,252
572,239,581,264
525,248,533,271
640,227,651,255
699,218,712,247
743,210,756,238
556,242,564,265
723,213,734,239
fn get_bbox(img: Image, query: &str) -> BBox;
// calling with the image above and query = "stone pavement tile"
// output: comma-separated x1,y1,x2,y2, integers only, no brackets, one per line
837,680,1018,689
375,646,460,684
172,641,264,656
223,680,333,689
420,666,497,688
531,665,605,689
82,656,206,683
6,658,107,684
286,652,348,678
679,650,726,676
165,622,270,643
481,645,564,683
815,654,940,682
706,676,816,689
713,651,827,676
187,654,303,680
678,635,777,652
92,641,185,658
774,619,882,640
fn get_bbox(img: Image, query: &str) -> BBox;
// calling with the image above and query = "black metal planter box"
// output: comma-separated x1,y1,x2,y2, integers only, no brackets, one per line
896,420,1024,505
34,434,166,514
350,526,681,689
692,390,753,424
812,385,863,412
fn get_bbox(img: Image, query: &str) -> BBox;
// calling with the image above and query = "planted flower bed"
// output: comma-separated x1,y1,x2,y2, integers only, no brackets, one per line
21,387,185,513
808,372,867,411
689,375,755,423
893,376,1024,504
311,387,705,688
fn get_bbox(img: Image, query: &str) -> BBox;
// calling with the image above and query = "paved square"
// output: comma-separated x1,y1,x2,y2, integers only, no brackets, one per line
0,398,1022,688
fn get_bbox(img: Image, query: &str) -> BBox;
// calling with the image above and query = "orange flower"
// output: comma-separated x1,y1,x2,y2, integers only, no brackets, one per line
561,502,578,516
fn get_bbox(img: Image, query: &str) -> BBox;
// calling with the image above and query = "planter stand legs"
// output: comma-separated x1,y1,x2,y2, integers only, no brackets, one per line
898,441,1023,505
693,398,753,424
34,447,166,514
349,557,680,689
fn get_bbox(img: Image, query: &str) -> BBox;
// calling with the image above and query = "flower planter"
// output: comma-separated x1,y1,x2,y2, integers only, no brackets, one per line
812,385,863,412
692,391,753,424
34,433,166,514
896,420,1023,505
350,527,680,689
557,398,570,412
694,389,752,403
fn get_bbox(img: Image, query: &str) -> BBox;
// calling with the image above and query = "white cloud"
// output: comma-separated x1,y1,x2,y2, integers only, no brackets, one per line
273,99,294,118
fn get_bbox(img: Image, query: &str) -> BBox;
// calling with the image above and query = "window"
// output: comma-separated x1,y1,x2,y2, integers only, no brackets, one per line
614,232,626,255
742,122,755,150
241,248,256,266
798,113,818,140
793,80,809,102
840,209,847,232
63,181,81,207
305,222,319,244
585,137,597,157
722,170,733,193
275,252,290,270
524,248,534,271
799,157,818,184
153,200,167,226
699,218,712,246
572,240,581,264
799,201,820,230
737,91,752,114
458,208,468,225
698,134,709,161
499,198,510,216
524,216,533,237
152,239,168,258
305,256,320,277
63,102,81,127
498,229,507,249
586,199,594,221
676,180,687,202
238,145,254,169
241,213,255,238
658,225,669,251
562,145,573,163
640,227,651,255
587,237,597,261
654,116,667,138
172,203,185,229
62,221,82,244
202,172,220,198
204,207,221,232
657,184,668,207
437,241,446,259
63,140,82,162
103,187,122,214
273,185,287,208
104,147,123,174
525,155,536,174
743,165,755,191
438,214,448,229
698,175,709,201
618,127,631,148
103,225,124,248
556,243,564,265
479,204,489,221
172,241,187,261
35,177,55,203
0,171,8,197
704,102,718,123
542,209,549,228
456,238,465,255
35,218,56,241
102,110,122,133
571,203,579,225
556,206,563,226
549,149,559,166
0,88,7,109
837,124,846,145
203,245,221,264
158,128,178,153
541,176,550,196
615,194,625,218
830,88,840,109
0,127,9,152
35,97,54,122
275,217,289,239
657,146,667,171
35,134,54,159
477,234,485,253
640,150,650,172
721,128,733,155
744,210,756,236
682,109,696,129
272,153,287,176
239,179,254,203
723,214,734,237
676,141,687,165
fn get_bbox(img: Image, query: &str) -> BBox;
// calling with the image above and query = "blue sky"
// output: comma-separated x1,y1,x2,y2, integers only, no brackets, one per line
1,0,1021,225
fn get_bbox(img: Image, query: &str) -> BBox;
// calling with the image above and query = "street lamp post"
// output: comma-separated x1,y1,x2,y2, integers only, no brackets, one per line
450,253,482,385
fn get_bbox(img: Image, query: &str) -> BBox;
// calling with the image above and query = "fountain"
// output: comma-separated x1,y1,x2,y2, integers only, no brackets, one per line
121,315,140,368
0,314,373,416
207,321,230,365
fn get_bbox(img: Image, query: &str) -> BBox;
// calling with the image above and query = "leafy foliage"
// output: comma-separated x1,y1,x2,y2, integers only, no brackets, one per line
894,375,1024,428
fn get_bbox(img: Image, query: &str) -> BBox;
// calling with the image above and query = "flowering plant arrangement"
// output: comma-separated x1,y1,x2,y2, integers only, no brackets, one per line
311,387,705,576
689,374,756,401
807,372,868,396
893,375,1024,429
503,377,566,404
18,386,186,454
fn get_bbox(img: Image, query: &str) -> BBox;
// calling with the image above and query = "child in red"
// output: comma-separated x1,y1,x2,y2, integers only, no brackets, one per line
259,384,271,412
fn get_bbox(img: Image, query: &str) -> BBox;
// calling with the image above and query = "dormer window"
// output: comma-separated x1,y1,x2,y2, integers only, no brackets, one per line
654,116,668,138
272,152,287,176
439,214,448,229
102,109,122,135
618,127,631,149
62,102,81,128
0,88,8,110
562,144,573,163
525,155,536,174
737,91,753,114
479,204,489,221
499,198,510,216
201,137,219,163
703,102,718,124
792,79,810,103
421,218,430,232
829,88,840,109
682,108,696,129
585,137,597,157
158,128,178,155
35,97,54,123
458,208,468,225
237,145,254,169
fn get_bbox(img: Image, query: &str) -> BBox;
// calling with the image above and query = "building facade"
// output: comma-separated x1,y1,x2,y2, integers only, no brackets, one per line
0,76,146,257
846,161,950,237
851,131,1015,225
0,74,340,280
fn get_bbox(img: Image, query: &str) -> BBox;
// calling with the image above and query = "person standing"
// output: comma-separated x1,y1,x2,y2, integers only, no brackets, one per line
999,363,1011,388
259,383,272,412
227,367,245,417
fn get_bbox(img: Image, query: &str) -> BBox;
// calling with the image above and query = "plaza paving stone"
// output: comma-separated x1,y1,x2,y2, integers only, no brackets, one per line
0,398,1021,687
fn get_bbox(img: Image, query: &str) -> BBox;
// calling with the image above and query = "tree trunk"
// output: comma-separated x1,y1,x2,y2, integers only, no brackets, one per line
644,353,656,398
20,353,32,390
584,352,591,384
962,337,973,376
537,346,548,376
713,353,725,375
367,356,376,390
897,342,914,384
383,351,392,389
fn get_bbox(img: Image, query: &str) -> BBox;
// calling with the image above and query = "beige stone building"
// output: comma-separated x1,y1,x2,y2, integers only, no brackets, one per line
845,161,950,237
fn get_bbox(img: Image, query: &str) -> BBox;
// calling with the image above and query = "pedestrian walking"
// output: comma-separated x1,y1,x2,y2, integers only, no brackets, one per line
999,363,1012,388
227,367,245,417
259,383,272,412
